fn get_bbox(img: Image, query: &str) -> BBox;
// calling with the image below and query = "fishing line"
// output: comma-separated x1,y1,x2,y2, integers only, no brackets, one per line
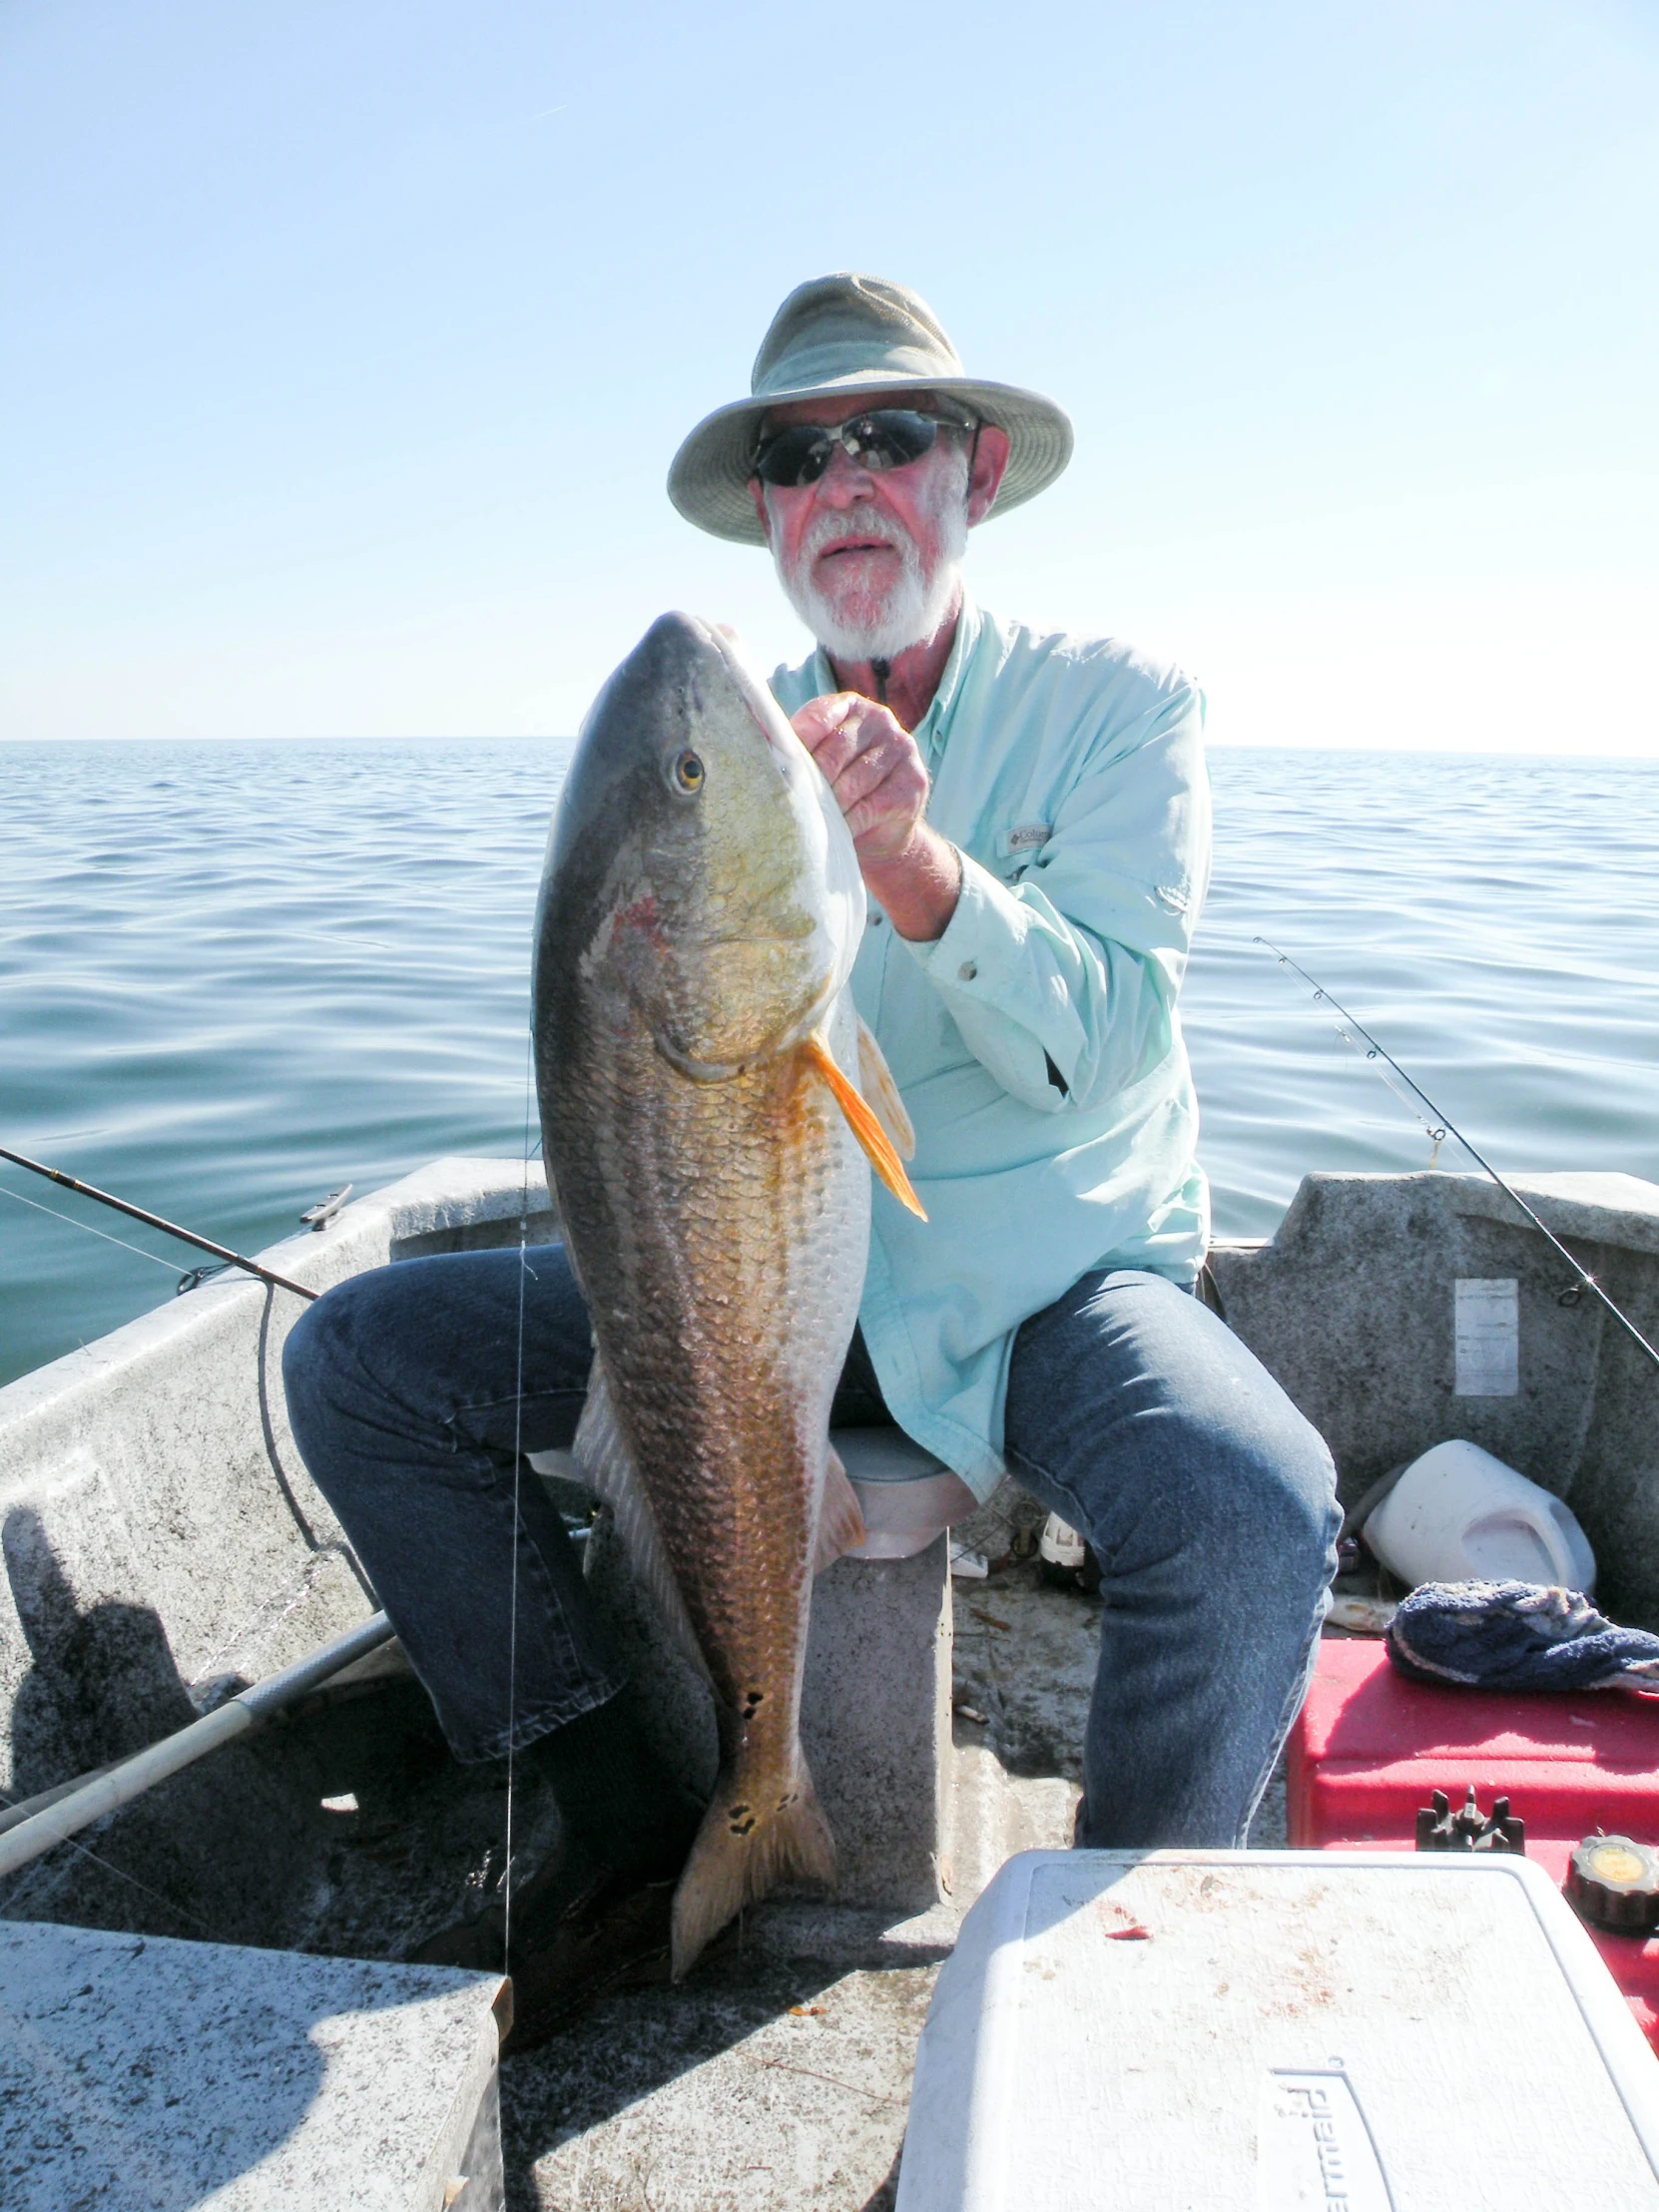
0,1181,187,1278
0,1776,221,1939
503,1023,536,1966
0,1143,317,1302
1258,935,1659,1373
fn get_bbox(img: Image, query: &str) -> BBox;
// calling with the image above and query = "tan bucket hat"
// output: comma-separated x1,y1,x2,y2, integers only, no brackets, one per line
668,273,1073,546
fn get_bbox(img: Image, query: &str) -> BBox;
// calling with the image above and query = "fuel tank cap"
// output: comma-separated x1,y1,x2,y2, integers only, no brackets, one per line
1565,1836,1659,1934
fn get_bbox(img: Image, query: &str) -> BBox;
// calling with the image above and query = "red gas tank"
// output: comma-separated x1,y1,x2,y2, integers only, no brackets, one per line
1288,1632,1659,2048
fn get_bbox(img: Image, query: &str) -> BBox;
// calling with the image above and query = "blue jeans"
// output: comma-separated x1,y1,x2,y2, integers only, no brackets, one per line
282,1249,1338,1848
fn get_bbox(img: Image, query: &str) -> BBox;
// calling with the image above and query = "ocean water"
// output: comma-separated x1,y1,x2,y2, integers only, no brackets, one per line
3,741,1656,1389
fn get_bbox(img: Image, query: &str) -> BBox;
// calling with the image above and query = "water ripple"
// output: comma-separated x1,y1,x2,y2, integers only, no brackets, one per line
2,741,1656,1384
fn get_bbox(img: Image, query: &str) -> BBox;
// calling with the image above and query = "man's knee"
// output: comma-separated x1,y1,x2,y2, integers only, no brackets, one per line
280,1268,386,1436
1042,1359,1336,1585
1205,1396,1339,1573
285,1248,529,1398
281,1256,470,1435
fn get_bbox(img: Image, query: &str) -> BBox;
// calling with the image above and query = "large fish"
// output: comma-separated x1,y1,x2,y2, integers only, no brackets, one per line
532,611,923,1977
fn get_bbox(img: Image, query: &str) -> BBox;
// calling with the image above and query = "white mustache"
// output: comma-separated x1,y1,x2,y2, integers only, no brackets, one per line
800,505,913,562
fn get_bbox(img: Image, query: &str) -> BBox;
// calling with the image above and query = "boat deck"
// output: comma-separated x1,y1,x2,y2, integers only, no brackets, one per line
13,1158,1652,2205
493,1543,1291,2212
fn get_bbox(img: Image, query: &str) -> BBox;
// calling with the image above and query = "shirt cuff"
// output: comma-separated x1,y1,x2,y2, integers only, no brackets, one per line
903,847,1030,1003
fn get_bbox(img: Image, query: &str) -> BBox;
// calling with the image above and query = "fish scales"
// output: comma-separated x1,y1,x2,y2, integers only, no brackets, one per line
532,611,916,1975
558,1030,864,1735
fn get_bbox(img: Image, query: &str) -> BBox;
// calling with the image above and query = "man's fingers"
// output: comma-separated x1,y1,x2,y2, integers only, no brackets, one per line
792,691,866,756
793,694,907,787
792,692,897,776
829,729,911,813
791,691,930,858
793,690,864,732
843,752,931,855
805,726,866,789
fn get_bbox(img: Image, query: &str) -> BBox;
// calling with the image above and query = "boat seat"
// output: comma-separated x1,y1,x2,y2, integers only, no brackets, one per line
527,1425,976,1562
830,1425,978,1559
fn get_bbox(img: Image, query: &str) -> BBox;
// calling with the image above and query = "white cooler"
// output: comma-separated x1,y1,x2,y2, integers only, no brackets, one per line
898,1848,1659,2210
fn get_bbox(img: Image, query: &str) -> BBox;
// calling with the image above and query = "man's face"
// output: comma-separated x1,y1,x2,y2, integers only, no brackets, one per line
749,390,998,663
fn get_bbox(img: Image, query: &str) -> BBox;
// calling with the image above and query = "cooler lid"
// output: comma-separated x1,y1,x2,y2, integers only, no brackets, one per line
898,1849,1659,2210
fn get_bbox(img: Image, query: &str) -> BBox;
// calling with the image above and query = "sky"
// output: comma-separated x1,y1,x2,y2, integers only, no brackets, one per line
2,0,1655,752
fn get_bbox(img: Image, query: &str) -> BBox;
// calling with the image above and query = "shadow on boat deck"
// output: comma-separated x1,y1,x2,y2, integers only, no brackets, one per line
1,1516,1104,2209
0,1507,556,1959
498,1908,945,2212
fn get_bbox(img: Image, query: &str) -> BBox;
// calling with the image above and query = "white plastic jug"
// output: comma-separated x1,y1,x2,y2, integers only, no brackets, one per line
1364,1438,1597,1593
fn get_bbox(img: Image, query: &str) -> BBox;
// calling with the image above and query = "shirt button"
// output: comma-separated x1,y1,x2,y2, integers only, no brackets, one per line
868,911,883,928
958,960,977,982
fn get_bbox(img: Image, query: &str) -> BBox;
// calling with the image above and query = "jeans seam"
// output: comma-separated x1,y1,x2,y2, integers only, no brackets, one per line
441,1392,588,1456
450,1384,587,1419
405,1453,616,1749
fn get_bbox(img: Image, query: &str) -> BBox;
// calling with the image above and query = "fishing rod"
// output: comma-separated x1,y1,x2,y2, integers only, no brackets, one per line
1256,937,1659,1374
0,1143,318,1304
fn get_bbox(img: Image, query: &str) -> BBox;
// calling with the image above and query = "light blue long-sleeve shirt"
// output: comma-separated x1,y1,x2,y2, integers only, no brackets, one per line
770,595,1212,1502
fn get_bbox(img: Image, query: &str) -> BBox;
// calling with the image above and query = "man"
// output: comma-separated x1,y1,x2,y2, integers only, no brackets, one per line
283,273,1338,2040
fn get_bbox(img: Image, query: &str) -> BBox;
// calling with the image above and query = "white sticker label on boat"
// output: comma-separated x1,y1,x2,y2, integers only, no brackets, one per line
1257,2069,1393,2210
1455,1278,1519,1396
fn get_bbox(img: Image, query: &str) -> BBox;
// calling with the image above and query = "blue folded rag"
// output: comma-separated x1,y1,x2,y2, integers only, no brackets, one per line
1385,1579,1659,1693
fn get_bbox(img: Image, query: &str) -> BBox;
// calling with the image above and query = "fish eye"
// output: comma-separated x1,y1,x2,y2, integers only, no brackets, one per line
671,749,705,795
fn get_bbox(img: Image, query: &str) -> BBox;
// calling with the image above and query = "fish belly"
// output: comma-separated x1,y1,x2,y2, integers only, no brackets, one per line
547,986,869,1971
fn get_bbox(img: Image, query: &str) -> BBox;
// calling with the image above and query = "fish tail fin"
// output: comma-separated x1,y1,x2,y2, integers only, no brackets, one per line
671,1758,835,1978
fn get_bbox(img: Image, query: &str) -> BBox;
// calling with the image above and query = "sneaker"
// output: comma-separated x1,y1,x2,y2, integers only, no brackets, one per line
1038,1513,1086,1571
1039,1513,1102,1594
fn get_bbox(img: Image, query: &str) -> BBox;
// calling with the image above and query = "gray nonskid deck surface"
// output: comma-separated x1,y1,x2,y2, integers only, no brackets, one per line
504,1908,943,2212
493,1552,1297,2212
0,1498,1285,2210
492,1558,1103,2211
0,1919,505,2212
0,1516,1295,2212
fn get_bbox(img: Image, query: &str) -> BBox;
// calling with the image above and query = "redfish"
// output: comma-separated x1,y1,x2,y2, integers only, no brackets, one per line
532,612,921,1975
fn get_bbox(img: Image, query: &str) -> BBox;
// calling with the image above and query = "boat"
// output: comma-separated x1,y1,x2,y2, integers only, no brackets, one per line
3,1156,1659,2206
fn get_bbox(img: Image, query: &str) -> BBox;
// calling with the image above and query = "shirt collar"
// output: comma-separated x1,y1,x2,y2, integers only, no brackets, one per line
918,590,981,746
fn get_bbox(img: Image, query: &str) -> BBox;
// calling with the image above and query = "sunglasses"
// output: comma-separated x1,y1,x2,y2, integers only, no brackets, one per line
752,408,975,490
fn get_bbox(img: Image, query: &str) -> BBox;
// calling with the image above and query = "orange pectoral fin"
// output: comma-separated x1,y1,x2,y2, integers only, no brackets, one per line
803,1033,928,1220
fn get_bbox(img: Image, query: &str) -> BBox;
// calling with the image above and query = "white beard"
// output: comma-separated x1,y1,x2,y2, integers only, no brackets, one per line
769,450,969,663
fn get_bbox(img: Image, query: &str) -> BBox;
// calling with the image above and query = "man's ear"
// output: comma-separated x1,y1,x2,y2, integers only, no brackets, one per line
967,425,1011,528
748,477,773,544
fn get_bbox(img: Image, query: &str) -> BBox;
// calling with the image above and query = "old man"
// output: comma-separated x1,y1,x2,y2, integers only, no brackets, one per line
283,274,1339,2040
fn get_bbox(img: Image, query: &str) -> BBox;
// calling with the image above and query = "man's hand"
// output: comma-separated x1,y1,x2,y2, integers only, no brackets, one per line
792,692,962,942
